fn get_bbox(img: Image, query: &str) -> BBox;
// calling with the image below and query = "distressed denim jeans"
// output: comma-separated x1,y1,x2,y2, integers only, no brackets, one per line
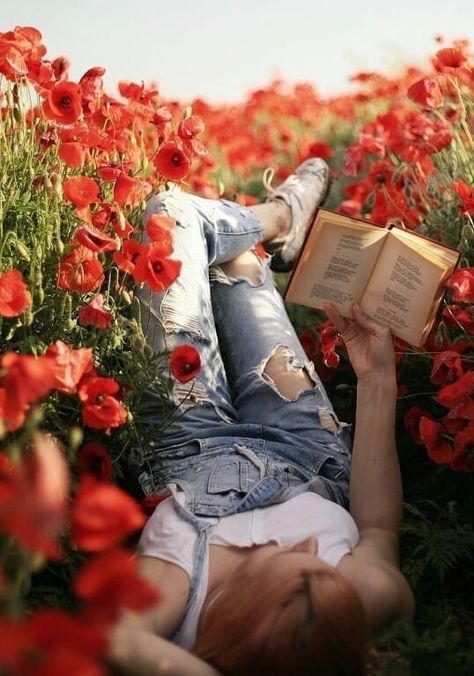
133,188,352,514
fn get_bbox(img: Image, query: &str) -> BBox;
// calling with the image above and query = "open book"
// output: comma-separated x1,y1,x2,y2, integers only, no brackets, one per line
285,209,460,347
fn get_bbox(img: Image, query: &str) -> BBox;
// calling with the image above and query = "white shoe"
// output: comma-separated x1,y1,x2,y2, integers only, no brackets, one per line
264,158,331,271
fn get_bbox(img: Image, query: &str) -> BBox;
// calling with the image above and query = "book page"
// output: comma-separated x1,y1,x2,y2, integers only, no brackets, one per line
360,235,448,345
286,219,387,315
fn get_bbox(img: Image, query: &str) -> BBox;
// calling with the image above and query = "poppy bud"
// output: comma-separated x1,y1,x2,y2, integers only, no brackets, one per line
15,238,31,262
69,426,84,452
23,310,34,326
65,318,77,332
182,105,192,120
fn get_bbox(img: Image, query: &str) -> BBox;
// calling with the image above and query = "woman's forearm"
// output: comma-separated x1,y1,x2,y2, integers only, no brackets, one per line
109,625,220,676
349,375,402,534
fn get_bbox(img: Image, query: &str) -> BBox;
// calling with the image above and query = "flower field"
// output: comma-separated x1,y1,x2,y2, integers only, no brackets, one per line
0,25,473,674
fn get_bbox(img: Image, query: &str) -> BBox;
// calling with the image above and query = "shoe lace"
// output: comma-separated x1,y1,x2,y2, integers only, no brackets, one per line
262,167,275,193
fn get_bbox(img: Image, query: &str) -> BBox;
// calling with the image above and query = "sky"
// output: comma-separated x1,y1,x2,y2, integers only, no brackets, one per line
1,1,473,103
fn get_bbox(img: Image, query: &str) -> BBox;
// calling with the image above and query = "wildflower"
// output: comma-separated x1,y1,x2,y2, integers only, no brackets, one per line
45,340,94,394
446,268,474,303
434,47,466,70
74,224,118,253
145,213,177,241
178,115,205,140
77,442,113,482
436,371,474,408
154,140,190,181
0,608,107,674
132,242,181,292
419,417,459,464
113,171,152,207
442,305,474,334
451,180,474,215
63,176,101,208
0,269,32,317
43,80,83,124
57,246,104,294
58,141,85,168
404,406,432,445
430,351,464,385
74,548,159,622
78,376,127,430
170,345,201,383
113,239,143,275
72,478,145,551
78,294,114,329
0,433,68,558
407,78,444,109
0,352,56,431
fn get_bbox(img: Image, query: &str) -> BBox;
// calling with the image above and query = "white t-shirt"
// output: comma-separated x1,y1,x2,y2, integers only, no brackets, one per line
138,491,359,648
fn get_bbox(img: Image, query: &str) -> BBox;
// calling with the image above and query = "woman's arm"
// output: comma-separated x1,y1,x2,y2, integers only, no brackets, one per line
324,302,401,537
109,621,221,676
107,556,220,676
325,303,414,627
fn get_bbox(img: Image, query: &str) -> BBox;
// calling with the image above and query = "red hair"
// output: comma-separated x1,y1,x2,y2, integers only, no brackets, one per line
194,560,369,675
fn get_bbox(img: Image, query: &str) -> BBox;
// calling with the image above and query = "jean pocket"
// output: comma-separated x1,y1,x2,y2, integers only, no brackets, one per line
207,458,252,494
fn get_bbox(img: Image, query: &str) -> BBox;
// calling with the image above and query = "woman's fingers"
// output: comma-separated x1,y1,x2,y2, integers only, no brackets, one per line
323,302,350,333
351,302,386,335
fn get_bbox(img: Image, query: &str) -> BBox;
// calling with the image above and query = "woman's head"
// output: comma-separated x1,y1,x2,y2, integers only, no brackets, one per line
194,540,370,676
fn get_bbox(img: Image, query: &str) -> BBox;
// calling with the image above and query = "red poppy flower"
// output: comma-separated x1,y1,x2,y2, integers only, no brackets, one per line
434,47,466,70
0,269,31,317
72,478,145,551
0,608,107,674
151,106,173,126
43,81,83,124
318,322,344,368
442,304,474,334
407,78,444,109
63,176,101,208
430,351,464,385
0,433,68,558
445,268,474,303
404,406,432,445
78,376,128,430
113,239,144,275
0,44,28,79
77,442,113,482
451,180,474,215
419,417,458,464
0,352,56,432
74,548,159,620
79,66,105,106
51,55,70,80
437,371,474,408
58,141,85,168
178,115,205,140
170,345,201,383
132,243,182,292
154,141,190,181
114,171,152,207
145,213,177,241
74,224,118,253
306,140,333,159
78,294,114,329
45,340,94,394
57,246,104,294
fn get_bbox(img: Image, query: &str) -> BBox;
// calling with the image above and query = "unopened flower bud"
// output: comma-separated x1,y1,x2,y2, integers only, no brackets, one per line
69,426,83,452
182,105,192,120
23,310,34,327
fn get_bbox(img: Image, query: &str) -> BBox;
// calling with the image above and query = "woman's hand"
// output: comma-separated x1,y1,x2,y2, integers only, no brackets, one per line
323,302,396,384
